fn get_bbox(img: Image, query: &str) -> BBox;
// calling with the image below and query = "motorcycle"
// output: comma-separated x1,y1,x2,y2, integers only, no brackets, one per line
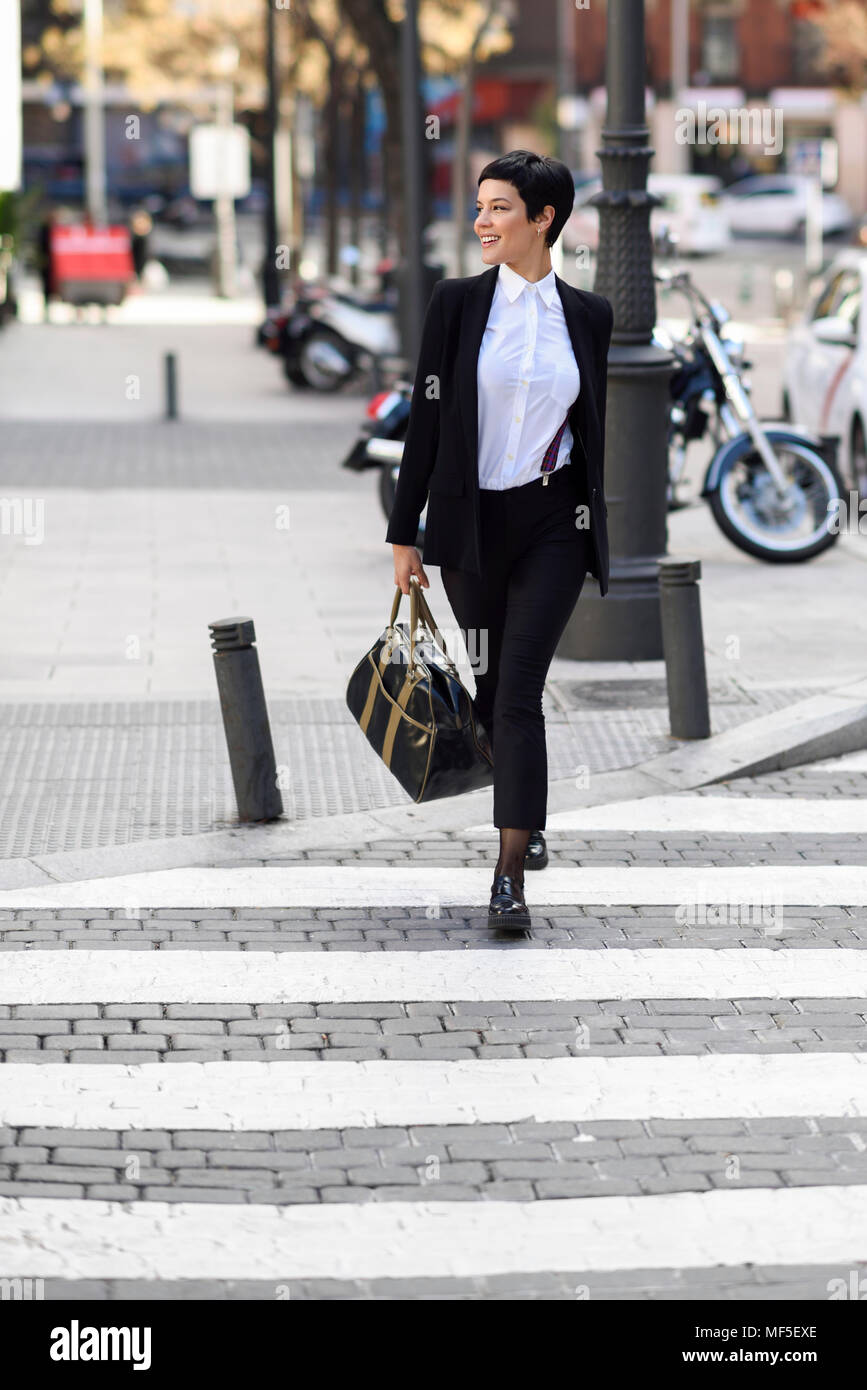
275,278,400,392
657,266,843,562
347,266,844,564
340,381,426,544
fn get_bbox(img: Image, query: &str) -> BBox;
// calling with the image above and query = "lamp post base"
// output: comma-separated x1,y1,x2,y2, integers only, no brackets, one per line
560,563,663,662
558,345,673,662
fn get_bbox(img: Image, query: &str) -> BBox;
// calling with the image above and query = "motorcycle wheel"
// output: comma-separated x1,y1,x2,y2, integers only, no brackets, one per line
282,353,309,387
379,462,425,551
298,327,354,392
708,437,843,563
282,361,310,388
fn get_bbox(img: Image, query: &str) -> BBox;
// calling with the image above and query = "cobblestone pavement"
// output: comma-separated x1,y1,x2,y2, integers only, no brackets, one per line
28,1266,865,1300
0,900,865,951
2,1116,866,1203
0,421,360,489
1,756,867,1299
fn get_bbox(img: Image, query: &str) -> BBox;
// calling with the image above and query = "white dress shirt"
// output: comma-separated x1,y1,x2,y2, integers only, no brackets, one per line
476,261,581,491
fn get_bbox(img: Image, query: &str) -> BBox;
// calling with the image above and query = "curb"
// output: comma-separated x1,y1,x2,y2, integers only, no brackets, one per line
3,678,867,891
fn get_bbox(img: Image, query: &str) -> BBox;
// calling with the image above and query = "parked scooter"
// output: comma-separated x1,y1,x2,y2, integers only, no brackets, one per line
340,381,425,543
657,266,843,562
274,277,401,392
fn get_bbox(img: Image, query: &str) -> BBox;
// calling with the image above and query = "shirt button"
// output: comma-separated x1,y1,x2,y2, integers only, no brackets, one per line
507,453,514,460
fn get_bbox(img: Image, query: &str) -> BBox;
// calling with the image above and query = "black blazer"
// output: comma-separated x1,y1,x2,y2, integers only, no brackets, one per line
385,264,614,596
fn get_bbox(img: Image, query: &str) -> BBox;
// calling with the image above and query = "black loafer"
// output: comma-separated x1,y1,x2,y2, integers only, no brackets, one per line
488,873,531,929
524,830,548,870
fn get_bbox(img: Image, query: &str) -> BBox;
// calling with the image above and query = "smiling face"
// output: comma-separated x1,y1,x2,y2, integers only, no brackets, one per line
475,178,551,265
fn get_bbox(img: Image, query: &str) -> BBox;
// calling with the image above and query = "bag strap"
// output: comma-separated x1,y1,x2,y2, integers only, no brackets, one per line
389,580,456,668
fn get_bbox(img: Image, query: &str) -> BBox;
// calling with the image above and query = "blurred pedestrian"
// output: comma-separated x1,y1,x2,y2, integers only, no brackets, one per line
130,209,152,279
37,208,56,321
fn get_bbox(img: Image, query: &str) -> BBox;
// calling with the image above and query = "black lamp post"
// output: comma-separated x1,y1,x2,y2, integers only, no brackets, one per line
262,0,281,309
558,0,675,660
399,0,426,360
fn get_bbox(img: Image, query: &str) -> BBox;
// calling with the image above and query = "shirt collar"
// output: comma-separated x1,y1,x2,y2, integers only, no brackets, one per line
498,261,558,307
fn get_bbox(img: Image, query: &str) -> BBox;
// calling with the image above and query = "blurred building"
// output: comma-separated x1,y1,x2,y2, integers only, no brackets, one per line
461,0,867,214
16,0,867,230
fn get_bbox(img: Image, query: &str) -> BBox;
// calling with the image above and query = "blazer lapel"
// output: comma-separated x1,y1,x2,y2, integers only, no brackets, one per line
555,274,597,457
456,265,499,476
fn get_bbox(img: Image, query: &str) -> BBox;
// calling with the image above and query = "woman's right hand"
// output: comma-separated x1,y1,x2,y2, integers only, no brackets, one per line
392,544,430,594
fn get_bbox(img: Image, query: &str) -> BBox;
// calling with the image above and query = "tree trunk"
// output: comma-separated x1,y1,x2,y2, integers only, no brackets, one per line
325,53,342,276
339,0,427,253
452,55,475,277
349,71,365,286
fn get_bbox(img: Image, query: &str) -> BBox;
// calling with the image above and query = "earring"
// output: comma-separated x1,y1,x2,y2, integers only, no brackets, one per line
537,226,542,237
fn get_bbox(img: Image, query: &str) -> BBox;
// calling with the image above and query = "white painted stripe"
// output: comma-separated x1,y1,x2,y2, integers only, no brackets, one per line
0,947,864,1003
3,1188,867,1278
468,796,867,834
811,751,867,772
1,863,866,907
1,1054,865,1130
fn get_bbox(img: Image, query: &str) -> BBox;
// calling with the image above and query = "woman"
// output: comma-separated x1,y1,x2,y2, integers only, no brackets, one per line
387,150,613,929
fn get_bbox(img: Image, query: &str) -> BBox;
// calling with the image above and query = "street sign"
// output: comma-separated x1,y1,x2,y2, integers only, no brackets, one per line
0,0,22,191
790,137,838,188
189,124,251,200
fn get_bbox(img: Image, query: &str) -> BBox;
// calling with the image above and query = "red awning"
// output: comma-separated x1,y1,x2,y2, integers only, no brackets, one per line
433,79,543,125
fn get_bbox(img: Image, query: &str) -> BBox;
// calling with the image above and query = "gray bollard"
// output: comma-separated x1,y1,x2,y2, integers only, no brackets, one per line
209,616,284,821
657,558,711,739
164,352,178,420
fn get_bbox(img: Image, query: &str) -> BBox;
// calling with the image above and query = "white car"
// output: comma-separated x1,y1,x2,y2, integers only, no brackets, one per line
562,173,729,256
782,250,867,497
721,174,853,239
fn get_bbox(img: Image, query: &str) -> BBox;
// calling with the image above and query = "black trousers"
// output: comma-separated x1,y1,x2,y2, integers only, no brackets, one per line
440,462,591,830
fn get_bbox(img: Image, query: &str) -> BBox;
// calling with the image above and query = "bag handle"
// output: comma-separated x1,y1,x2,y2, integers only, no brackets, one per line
388,580,456,669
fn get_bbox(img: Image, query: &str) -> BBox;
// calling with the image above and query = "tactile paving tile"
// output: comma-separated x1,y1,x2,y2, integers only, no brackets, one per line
0,689,815,856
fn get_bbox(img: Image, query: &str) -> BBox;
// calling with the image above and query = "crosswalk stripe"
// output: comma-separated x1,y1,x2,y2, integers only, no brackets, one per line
3,1187,867,1279
466,795,867,834
1,863,866,907
0,1054,865,1129
810,751,867,772
1,947,865,1003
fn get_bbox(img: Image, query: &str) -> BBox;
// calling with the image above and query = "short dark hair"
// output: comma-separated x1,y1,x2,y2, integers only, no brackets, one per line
477,150,575,248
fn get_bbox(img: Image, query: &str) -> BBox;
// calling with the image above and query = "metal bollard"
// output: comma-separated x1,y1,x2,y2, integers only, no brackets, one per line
657,558,711,739
209,616,284,821
164,352,178,420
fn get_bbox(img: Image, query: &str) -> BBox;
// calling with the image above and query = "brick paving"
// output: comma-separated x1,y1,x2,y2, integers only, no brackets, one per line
35,1264,863,1301
2,1116,866,1206
0,901,862,951
0,421,359,490
0,996,865,1063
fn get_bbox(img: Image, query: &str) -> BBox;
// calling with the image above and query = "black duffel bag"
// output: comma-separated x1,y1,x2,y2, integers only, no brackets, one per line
346,579,493,803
